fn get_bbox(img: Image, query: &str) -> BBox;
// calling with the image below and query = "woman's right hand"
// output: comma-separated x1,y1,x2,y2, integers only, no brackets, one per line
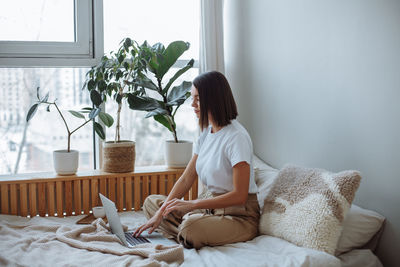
133,208,164,237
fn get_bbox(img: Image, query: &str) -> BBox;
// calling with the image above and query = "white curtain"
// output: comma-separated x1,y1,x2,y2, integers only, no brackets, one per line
200,0,225,74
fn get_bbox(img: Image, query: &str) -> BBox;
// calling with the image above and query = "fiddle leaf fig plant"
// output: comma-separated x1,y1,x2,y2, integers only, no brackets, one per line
26,87,104,152
125,39,194,143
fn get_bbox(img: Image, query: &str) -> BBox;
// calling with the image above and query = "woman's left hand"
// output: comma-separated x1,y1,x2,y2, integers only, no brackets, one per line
162,198,196,217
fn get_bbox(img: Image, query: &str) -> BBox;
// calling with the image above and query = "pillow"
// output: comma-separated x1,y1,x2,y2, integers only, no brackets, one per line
253,155,279,209
259,164,361,255
335,204,385,255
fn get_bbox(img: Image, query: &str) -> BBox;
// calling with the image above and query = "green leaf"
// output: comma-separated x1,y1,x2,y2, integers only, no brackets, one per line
82,107,92,111
99,112,114,127
42,92,49,103
36,87,40,100
68,110,85,119
118,54,125,64
88,79,96,90
163,59,194,94
124,61,129,70
46,105,51,112
123,38,132,51
126,77,158,91
154,114,173,132
167,81,192,106
26,103,39,122
145,108,168,118
90,90,102,106
126,94,162,111
156,41,190,80
98,80,107,92
94,122,105,140
89,108,100,119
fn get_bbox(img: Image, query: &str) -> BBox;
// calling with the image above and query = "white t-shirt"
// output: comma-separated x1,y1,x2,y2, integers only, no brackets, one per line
193,120,258,194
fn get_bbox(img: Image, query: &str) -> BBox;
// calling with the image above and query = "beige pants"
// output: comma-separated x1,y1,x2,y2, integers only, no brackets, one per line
142,193,260,249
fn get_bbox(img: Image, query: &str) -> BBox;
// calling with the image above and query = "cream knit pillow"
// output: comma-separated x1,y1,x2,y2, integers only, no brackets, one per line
259,165,361,255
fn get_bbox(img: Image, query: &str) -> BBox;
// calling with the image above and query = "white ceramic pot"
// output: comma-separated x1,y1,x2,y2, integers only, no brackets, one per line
164,140,193,168
53,150,79,175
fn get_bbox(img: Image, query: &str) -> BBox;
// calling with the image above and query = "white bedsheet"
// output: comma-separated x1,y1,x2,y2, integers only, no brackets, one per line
0,212,381,267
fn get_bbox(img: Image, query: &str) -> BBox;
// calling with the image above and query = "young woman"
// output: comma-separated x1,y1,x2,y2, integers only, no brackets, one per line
134,71,259,249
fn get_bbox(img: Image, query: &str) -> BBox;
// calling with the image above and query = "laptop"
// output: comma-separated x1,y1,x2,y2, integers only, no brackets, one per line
99,193,176,247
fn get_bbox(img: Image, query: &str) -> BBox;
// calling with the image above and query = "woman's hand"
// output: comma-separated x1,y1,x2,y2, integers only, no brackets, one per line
162,198,197,217
133,209,164,237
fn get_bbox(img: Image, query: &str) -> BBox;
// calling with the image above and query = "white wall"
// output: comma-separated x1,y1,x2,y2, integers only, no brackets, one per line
224,1,400,266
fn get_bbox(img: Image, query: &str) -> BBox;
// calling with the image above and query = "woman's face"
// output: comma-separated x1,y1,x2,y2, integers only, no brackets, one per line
191,86,200,118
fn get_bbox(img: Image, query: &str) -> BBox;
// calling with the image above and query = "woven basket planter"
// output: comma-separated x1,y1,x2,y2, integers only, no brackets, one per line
102,141,135,173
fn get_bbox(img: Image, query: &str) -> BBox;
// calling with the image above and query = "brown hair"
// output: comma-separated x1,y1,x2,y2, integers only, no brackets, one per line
193,71,238,130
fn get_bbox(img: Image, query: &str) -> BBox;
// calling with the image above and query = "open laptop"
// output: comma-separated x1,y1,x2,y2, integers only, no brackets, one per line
99,193,176,247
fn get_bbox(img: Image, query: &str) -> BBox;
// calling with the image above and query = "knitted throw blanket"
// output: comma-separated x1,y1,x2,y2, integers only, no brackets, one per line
0,217,184,266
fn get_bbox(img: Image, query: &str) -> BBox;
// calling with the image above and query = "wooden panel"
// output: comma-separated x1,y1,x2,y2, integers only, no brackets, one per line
99,178,106,197
108,178,116,203
91,178,99,208
37,183,46,216
167,174,174,194
150,175,158,194
142,175,149,203
10,184,17,215
134,176,140,211
20,184,28,217
1,184,9,214
82,180,90,214
125,177,132,212
65,181,73,216
29,183,37,217
158,175,167,195
47,182,55,216
117,177,124,211
73,180,81,215
0,168,195,217
56,181,63,217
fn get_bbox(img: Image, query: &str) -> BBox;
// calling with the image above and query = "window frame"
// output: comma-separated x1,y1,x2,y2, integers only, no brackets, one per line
0,0,104,67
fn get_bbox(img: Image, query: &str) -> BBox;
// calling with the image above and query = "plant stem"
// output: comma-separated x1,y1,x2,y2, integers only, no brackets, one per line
115,86,123,143
158,78,178,143
51,102,72,152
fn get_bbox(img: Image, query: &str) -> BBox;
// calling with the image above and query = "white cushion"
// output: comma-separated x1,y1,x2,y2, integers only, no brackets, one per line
253,155,279,209
336,204,385,255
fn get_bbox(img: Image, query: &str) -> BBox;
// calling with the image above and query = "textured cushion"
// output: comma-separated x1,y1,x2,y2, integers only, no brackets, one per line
259,164,361,255
336,204,385,255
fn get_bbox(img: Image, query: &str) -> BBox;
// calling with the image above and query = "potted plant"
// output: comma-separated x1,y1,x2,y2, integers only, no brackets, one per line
125,39,194,167
26,87,103,175
82,38,145,173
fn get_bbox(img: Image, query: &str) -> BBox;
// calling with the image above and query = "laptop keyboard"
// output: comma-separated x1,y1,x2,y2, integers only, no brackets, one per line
125,232,150,246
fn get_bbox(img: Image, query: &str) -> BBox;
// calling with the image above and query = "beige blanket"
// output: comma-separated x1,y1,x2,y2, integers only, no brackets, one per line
0,216,183,267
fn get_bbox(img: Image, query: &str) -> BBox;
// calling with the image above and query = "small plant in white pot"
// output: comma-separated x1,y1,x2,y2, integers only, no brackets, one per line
26,87,104,175
124,39,194,168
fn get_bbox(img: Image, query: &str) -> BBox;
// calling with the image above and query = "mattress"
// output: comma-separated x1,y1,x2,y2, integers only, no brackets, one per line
0,211,382,267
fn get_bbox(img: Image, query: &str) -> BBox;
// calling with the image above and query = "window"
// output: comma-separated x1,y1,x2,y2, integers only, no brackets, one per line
0,0,200,174
0,0,103,67
0,68,93,174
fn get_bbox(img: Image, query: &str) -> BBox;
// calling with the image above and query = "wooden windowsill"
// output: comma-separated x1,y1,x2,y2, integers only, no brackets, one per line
0,165,185,183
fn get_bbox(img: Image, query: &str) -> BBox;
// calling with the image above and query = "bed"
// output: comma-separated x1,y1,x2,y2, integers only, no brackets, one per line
0,161,384,267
